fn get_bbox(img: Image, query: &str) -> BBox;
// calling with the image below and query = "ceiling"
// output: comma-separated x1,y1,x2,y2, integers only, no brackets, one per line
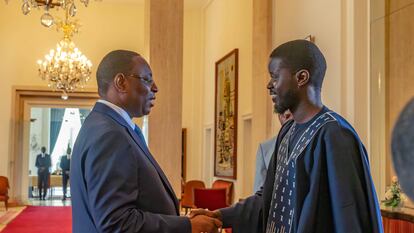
102,0,209,8
184,0,209,8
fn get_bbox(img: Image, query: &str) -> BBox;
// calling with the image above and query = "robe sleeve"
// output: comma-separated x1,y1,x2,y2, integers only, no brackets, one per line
323,124,381,233
219,194,263,233
219,143,276,233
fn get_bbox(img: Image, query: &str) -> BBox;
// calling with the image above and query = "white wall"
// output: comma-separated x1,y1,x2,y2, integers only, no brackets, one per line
182,0,253,201
273,0,343,114
0,1,145,177
183,6,205,181
272,0,370,146
183,0,371,202
1,0,375,203
272,0,372,196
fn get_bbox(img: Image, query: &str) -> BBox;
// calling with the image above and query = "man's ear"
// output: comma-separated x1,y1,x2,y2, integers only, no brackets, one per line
295,69,310,87
113,73,128,93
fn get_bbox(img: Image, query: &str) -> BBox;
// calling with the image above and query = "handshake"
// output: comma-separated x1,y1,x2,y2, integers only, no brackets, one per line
188,209,224,233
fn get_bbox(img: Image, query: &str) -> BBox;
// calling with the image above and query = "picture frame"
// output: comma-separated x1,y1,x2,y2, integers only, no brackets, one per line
181,128,187,181
214,49,238,179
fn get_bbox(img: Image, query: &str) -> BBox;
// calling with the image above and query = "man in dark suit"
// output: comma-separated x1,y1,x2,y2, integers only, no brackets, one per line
35,146,51,200
59,147,71,201
71,50,221,233
253,110,292,193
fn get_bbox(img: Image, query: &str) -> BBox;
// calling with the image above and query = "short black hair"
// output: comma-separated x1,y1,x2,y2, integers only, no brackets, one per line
96,50,140,97
270,39,327,90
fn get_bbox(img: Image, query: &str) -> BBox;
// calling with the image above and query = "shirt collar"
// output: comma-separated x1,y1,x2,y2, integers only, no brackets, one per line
97,99,135,130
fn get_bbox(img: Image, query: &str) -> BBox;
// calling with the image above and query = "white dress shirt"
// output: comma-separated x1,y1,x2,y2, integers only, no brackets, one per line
97,99,148,144
97,99,135,130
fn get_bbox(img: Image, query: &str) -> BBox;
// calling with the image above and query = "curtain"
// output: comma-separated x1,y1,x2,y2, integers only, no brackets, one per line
79,109,91,125
49,108,65,153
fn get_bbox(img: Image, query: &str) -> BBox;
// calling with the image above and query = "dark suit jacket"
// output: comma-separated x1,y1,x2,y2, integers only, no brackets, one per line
59,155,70,171
71,102,190,233
35,153,51,174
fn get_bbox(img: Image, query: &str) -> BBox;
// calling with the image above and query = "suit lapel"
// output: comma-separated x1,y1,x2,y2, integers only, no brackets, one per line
92,103,180,213
265,141,275,168
125,127,180,212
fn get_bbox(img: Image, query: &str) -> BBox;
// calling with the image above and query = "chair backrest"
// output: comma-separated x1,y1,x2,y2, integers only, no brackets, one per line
194,188,227,211
212,179,234,205
181,180,205,208
0,176,10,196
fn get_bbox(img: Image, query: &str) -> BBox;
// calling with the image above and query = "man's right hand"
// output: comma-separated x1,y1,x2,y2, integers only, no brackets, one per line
190,214,222,233
189,209,222,221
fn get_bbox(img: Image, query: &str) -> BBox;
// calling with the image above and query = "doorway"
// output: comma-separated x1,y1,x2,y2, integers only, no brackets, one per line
28,107,92,206
9,87,99,205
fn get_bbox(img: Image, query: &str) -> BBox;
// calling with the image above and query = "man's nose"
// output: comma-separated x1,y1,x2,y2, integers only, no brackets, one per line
151,82,158,93
267,80,274,90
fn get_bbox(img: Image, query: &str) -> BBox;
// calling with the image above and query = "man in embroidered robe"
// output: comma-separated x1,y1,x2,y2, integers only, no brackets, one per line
191,40,383,233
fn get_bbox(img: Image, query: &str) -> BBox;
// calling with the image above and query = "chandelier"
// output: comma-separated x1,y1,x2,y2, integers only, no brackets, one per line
37,12,92,99
4,0,100,27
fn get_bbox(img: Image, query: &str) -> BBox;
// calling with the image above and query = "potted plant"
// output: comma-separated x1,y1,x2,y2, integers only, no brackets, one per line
382,176,405,210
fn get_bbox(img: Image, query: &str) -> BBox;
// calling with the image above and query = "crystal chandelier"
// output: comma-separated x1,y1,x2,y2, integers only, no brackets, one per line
4,0,100,28
37,11,92,99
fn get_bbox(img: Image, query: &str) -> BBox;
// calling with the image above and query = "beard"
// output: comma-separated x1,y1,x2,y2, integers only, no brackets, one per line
273,89,299,114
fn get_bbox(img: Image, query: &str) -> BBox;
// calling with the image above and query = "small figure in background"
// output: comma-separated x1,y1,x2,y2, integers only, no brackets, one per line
253,110,292,193
35,146,51,200
60,147,71,201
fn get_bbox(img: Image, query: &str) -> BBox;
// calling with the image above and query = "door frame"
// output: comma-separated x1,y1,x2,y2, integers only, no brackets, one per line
9,86,99,204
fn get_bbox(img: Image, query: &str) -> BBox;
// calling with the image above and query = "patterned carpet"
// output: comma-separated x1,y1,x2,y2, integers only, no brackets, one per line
0,206,26,231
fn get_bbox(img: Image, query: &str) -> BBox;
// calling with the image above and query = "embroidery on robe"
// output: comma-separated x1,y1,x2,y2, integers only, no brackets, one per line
266,112,336,233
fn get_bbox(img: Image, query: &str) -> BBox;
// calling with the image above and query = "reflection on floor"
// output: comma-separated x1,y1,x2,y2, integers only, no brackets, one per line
29,186,71,206
28,198,71,207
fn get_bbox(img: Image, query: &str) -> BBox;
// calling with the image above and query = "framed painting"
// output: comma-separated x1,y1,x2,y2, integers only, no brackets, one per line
214,49,238,179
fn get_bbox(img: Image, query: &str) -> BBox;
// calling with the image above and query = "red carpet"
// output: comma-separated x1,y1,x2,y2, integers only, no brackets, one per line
1,206,71,233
